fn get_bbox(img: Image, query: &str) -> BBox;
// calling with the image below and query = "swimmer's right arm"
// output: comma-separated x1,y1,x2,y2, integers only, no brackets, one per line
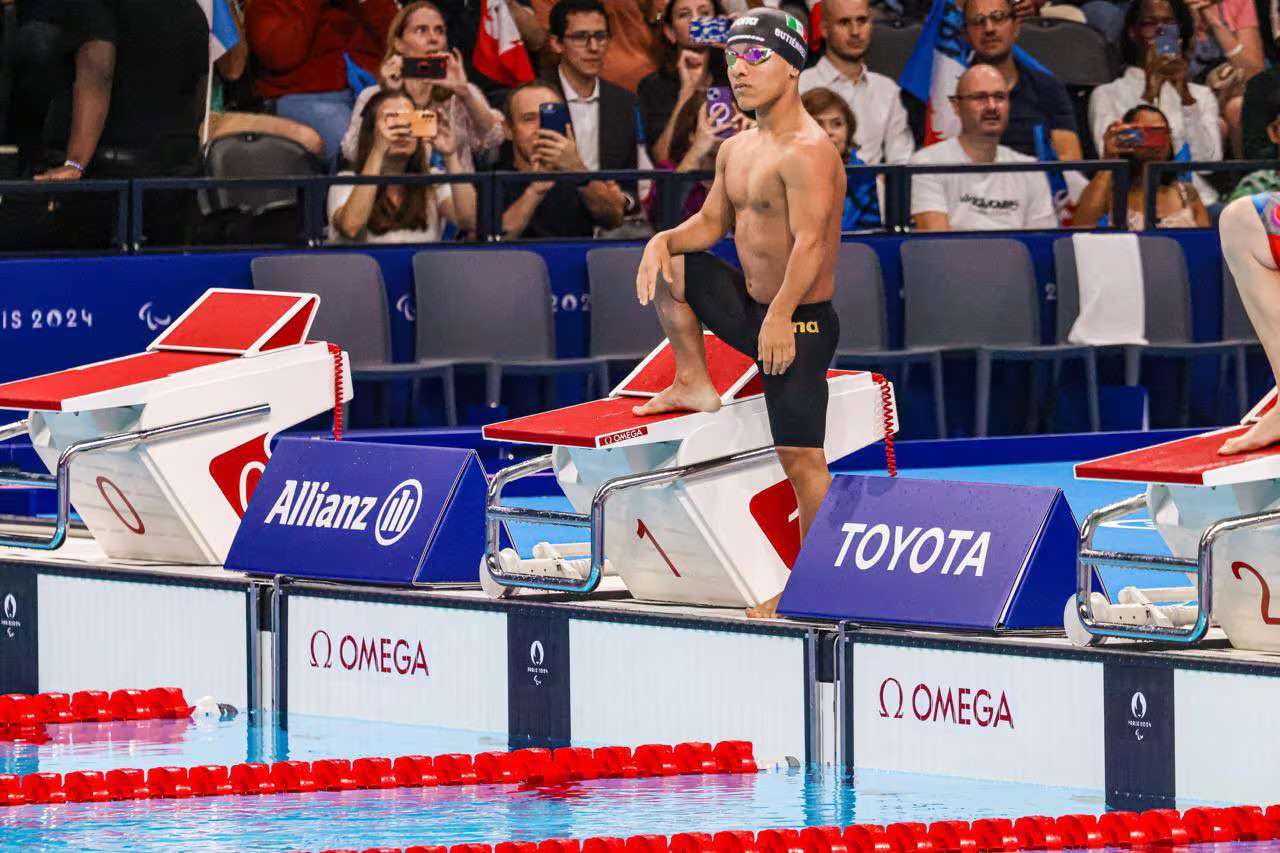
637,140,735,305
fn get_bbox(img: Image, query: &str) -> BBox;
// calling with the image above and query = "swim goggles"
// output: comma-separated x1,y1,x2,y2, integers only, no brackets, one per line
725,46,774,67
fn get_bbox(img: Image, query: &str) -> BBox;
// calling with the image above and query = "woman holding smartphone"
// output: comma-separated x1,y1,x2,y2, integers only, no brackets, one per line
1088,0,1222,204
1074,105,1210,230
339,1,504,169
329,91,477,243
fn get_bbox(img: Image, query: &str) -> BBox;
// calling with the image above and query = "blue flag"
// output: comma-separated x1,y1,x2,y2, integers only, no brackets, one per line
345,53,378,95
843,149,882,231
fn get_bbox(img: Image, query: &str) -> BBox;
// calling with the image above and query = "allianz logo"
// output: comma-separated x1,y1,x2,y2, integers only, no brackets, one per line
264,478,423,547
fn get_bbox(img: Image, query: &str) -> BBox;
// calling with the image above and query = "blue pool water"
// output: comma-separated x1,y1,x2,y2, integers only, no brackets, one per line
0,715,1215,852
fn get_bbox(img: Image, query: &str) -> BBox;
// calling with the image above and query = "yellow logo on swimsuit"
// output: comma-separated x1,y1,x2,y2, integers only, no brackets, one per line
793,320,820,334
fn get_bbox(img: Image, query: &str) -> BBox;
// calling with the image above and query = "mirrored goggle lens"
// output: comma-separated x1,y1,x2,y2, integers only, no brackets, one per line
726,46,774,67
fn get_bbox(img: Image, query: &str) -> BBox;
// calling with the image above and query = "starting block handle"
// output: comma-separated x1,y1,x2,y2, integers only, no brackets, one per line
0,403,270,553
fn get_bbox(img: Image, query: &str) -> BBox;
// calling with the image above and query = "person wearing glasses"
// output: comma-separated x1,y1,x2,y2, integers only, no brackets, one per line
544,0,640,180
963,0,1081,161
908,64,1056,231
1088,0,1221,204
633,11,845,619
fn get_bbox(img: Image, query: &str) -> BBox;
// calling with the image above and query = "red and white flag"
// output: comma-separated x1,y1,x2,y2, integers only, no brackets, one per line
474,0,535,86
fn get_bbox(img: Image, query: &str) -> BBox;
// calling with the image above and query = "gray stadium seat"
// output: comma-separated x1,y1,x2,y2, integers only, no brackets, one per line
903,238,1099,437
250,253,457,425
202,133,324,217
1054,235,1238,426
831,242,948,438
412,249,597,411
585,246,666,393
1016,18,1119,88
864,21,922,83
1223,263,1264,413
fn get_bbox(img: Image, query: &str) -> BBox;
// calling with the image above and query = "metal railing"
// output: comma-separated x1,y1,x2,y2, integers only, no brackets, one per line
1,158,1264,253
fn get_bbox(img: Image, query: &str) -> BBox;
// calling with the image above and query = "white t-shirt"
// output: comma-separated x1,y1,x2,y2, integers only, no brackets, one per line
326,171,453,244
908,137,1057,231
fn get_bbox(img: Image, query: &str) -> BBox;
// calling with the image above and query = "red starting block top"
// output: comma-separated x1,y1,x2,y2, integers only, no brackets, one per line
613,334,756,401
149,289,317,356
1075,426,1280,487
0,351,233,412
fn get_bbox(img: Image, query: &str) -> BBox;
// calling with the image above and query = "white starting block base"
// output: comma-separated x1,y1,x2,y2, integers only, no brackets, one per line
483,337,897,608
1075,388,1280,652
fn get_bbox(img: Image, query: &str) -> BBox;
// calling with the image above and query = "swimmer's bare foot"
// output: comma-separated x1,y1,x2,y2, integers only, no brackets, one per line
632,378,722,417
745,592,781,619
1220,409,1280,455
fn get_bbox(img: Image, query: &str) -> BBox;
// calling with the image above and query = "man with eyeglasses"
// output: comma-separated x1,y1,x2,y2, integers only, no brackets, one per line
634,10,846,619
908,63,1056,231
545,0,639,184
798,0,914,166
963,0,1081,161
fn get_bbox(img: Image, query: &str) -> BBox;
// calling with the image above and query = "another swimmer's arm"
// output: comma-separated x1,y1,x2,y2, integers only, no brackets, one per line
662,137,735,256
760,141,843,375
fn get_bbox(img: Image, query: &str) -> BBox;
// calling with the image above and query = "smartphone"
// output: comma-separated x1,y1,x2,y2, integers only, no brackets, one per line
1153,23,1181,58
689,16,731,45
538,102,571,136
402,55,448,79
1116,125,1170,149
406,109,438,140
706,86,735,139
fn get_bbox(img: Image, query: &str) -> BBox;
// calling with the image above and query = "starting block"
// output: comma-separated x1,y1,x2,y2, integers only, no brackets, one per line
1069,388,1280,650
480,334,898,608
0,289,352,564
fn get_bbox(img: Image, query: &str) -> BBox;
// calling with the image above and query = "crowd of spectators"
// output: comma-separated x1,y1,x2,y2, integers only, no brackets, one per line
0,0,1278,245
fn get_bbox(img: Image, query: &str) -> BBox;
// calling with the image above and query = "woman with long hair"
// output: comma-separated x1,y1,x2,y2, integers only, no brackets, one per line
1074,104,1209,229
329,90,477,243
339,1,505,169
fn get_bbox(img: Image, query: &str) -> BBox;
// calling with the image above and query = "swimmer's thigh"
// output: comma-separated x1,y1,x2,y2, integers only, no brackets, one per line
761,303,839,448
679,252,761,358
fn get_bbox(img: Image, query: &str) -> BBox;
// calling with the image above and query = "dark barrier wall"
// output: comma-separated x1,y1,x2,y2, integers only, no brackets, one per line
0,229,1234,433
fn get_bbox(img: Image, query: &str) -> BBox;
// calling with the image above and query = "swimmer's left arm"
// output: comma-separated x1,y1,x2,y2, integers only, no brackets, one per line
759,141,843,376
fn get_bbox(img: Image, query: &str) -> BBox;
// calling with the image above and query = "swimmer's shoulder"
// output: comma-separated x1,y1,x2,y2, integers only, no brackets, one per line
781,128,844,172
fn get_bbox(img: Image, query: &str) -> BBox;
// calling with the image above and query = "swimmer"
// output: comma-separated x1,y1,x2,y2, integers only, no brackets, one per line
1219,192,1280,455
633,9,845,618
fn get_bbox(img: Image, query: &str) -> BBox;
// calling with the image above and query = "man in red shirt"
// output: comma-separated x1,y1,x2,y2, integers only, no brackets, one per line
247,0,399,167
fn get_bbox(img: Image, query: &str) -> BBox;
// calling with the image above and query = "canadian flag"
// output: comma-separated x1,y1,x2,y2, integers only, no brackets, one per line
474,0,536,86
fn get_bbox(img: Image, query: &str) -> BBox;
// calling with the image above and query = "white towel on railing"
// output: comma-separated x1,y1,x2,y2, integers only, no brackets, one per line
1067,232,1148,345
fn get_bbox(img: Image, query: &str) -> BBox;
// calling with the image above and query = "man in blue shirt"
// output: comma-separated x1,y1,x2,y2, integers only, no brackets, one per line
963,0,1083,160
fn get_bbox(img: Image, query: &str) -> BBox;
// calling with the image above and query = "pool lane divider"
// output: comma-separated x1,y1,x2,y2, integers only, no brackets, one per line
0,741,757,806
0,688,193,733
308,804,1280,853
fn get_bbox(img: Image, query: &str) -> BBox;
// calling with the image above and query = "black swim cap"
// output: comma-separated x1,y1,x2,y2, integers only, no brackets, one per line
725,8,808,72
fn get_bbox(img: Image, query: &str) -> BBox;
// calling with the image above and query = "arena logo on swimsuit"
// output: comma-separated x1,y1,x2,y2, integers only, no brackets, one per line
262,478,423,547
833,522,992,576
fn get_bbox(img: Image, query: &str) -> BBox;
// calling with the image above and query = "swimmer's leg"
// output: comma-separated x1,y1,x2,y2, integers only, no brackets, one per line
633,255,724,417
746,445,833,619
1220,196,1280,455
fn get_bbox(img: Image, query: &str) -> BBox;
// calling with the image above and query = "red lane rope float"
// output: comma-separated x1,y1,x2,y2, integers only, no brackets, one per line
328,343,345,441
0,688,192,733
314,803,1280,853
870,374,897,478
0,741,756,807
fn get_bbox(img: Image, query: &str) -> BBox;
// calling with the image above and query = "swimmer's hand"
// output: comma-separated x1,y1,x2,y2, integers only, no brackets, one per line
759,313,796,375
636,234,675,306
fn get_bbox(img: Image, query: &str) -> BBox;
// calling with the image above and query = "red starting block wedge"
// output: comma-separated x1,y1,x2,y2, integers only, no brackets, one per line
634,744,679,776
435,754,480,785
70,690,112,722
105,768,151,800
582,838,627,853
31,693,74,724
592,747,638,779
0,774,25,806
0,695,36,726
712,742,757,774
312,759,360,792
229,762,276,795
714,830,760,853
352,757,399,789
670,833,716,853
189,765,235,797
20,772,66,804
674,743,718,774
147,766,193,799
624,836,668,853
63,770,111,803
392,756,438,787
800,827,847,853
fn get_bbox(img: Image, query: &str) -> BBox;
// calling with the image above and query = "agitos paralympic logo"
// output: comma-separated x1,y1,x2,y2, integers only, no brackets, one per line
878,677,1014,729
308,629,430,678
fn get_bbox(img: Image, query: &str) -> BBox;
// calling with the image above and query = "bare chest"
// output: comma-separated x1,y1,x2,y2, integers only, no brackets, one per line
724,144,787,216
